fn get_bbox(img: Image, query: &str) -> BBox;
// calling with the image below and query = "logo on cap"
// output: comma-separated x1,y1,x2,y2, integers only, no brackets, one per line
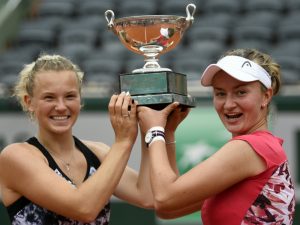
241,61,252,68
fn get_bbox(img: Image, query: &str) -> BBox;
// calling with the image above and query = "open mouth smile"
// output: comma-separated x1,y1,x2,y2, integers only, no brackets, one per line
225,113,243,120
50,116,70,120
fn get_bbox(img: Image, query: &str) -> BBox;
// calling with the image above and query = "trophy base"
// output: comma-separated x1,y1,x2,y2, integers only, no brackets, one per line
131,93,195,110
119,71,195,108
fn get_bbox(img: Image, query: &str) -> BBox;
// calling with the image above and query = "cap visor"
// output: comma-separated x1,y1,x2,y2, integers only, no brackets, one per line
200,64,221,86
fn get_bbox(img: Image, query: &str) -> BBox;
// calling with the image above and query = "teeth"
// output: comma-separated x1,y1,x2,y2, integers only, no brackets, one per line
52,116,68,120
226,114,241,119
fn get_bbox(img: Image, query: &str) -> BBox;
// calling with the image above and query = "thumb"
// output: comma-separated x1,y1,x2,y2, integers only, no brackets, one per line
162,102,180,116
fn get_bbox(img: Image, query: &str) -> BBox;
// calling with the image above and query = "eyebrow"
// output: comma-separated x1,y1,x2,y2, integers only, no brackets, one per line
213,83,249,91
66,90,78,94
41,89,78,95
41,91,54,95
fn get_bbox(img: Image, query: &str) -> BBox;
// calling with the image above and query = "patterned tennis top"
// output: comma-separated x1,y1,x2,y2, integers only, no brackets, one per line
7,136,110,225
201,130,295,225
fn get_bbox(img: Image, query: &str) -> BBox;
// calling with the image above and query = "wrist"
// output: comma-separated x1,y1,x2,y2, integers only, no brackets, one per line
111,141,133,153
114,136,136,147
145,126,165,148
165,132,175,144
148,126,165,133
149,136,165,147
166,140,176,145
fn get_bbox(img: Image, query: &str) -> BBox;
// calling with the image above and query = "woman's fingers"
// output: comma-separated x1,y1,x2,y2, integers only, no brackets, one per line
114,92,125,117
137,102,180,134
162,102,180,116
108,94,118,116
129,98,137,119
121,92,131,118
109,92,137,120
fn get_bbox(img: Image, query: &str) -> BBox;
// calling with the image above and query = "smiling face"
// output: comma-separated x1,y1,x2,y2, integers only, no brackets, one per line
212,71,272,137
26,70,81,136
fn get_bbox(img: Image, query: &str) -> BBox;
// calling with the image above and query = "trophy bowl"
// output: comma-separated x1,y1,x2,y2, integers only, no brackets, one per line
105,4,196,73
104,4,196,108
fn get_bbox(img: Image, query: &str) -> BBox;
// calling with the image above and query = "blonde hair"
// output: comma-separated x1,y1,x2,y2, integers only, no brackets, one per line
222,48,281,95
13,54,84,119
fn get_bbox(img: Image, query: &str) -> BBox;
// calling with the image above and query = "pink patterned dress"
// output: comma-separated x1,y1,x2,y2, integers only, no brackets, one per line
201,131,295,225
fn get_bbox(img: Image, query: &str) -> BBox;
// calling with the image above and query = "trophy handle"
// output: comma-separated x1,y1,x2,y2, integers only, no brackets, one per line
185,3,196,22
105,9,115,28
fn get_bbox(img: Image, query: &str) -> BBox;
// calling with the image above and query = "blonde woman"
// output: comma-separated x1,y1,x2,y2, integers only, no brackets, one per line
0,54,153,224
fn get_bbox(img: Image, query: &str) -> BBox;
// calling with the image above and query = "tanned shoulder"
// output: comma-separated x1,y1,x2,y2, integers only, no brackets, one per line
81,140,110,161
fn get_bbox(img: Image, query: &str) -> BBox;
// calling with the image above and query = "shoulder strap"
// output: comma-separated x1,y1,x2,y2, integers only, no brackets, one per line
73,136,101,169
26,137,58,170
26,136,101,180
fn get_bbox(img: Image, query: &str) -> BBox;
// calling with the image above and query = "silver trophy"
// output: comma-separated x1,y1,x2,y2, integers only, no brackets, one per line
105,4,196,108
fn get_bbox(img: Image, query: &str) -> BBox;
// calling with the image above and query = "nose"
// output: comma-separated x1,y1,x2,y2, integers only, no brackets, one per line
55,99,67,111
224,96,237,110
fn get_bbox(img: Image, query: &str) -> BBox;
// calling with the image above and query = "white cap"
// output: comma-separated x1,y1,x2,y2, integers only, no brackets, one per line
200,55,272,88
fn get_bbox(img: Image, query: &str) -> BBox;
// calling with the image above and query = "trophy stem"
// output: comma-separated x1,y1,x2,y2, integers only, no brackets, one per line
132,45,171,73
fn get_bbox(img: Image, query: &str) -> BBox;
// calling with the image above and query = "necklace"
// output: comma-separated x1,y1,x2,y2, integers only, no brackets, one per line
48,150,74,172
36,137,75,172
54,155,72,171
48,150,77,185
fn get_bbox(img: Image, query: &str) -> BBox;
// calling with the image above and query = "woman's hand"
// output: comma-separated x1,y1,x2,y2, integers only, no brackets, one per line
165,105,191,133
137,102,180,134
108,92,138,146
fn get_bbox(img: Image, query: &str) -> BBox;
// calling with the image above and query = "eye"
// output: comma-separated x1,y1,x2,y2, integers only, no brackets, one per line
237,90,247,96
214,91,225,97
66,93,78,99
44,96,54,101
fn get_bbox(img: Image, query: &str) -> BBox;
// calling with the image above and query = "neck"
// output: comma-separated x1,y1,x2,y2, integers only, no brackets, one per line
232,118,269,137
37,133,76,173
36,131,75,155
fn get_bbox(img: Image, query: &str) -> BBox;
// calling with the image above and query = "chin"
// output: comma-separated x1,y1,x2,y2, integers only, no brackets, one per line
50,126,72,134
225,126,243,136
